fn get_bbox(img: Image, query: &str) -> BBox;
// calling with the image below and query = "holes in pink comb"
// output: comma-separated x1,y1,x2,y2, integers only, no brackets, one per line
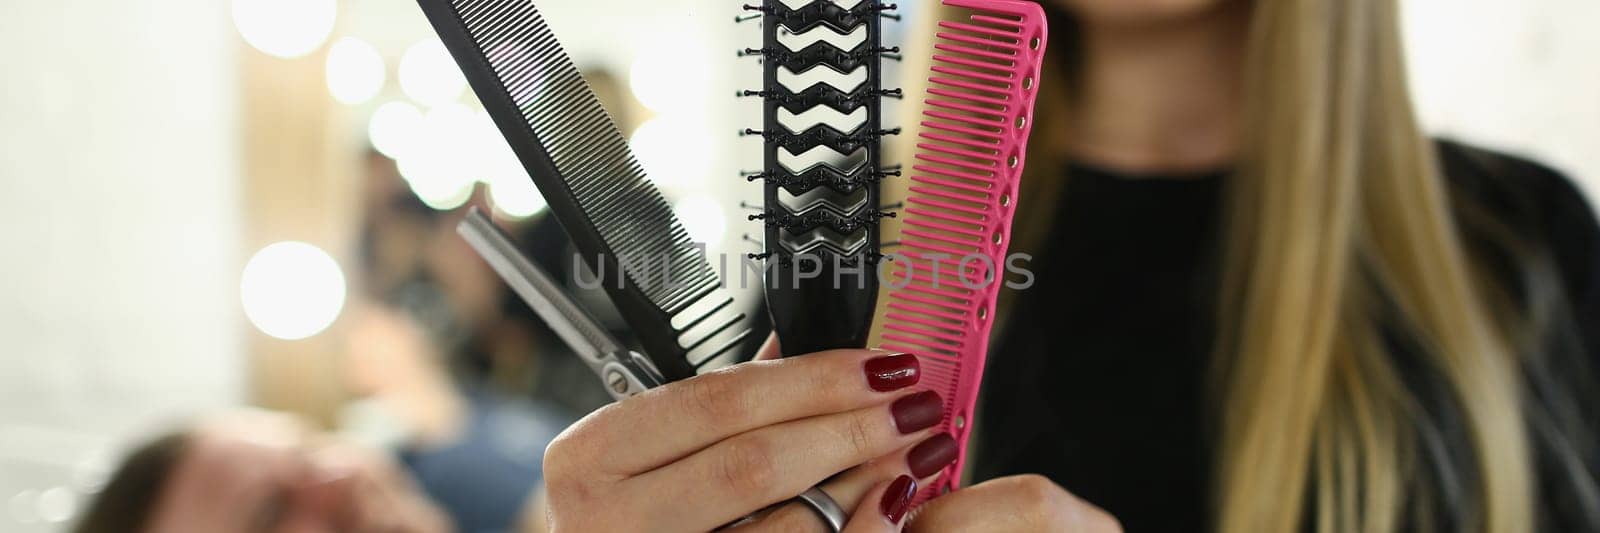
1015,115,1027,129
1030,36,1041,50
1023,76,1034,90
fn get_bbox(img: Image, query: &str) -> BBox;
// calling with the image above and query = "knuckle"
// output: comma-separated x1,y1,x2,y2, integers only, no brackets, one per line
683,369,753,425
717,435,778,494
839,411,878,458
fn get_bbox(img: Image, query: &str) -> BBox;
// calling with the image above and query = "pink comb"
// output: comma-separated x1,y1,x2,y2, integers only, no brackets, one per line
880,0,1047,504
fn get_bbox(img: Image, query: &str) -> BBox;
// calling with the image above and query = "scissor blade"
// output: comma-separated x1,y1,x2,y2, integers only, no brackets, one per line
455,208,623,370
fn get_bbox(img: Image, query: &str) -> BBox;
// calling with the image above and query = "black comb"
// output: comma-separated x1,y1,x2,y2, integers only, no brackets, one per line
417,0,751,380
740,0,900,355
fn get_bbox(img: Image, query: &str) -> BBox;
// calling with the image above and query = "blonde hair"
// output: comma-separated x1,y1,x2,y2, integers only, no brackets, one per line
1216,1,1530,530
884,0,1571,531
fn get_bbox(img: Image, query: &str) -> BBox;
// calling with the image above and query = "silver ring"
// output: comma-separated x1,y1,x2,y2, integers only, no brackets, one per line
795,485,847,532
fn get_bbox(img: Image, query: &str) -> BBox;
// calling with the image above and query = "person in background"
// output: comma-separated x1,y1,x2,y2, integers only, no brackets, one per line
72,410,451,533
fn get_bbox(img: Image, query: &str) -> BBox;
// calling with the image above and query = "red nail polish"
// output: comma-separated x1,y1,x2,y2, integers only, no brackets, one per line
880,475,917,524
890,391,943,434
864,353,920,392
907,433,958,478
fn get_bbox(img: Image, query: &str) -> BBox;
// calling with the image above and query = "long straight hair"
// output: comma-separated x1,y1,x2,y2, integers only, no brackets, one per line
888,0,1596,531
1214,0,1532,530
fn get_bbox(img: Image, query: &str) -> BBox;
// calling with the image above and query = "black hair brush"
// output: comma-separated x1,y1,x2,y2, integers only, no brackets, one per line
741,0,901,355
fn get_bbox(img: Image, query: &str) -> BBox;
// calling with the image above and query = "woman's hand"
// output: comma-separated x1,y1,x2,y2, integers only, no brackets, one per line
541,337,958,532
906,475,1122,532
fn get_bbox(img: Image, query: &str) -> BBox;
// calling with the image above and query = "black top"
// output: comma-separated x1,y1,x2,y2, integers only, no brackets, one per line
974,141,1600,531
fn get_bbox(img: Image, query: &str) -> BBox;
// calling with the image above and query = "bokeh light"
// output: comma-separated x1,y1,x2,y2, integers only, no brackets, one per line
674,195,727,247
485,136,546,219
36,487,76,523
398,38,466,108
231,0,337,59
628,44,710,114
241,242,347,340
368,101,424,160
396,104,478,210
629,116,714,189
325,37,386,105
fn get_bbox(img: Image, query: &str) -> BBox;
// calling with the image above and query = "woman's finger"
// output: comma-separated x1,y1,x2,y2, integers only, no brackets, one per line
628,391,946,530
841,475,916,533
749,432,959,532
550,349,922,476
906,475,1123,533
754,332,781,361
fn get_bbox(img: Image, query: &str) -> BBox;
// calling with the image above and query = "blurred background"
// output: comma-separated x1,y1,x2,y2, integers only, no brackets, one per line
0,0,1595,530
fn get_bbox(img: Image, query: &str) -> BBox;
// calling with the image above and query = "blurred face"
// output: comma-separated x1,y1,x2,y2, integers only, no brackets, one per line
1051,0,1231,25
144,411,449,533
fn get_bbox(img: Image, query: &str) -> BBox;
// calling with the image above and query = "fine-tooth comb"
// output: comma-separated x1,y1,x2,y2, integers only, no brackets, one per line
739,0,902,356
417,0,751,381
877,0,1047,503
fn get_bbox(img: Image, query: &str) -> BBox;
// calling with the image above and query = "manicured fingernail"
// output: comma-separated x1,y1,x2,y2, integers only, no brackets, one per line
891,391,943,434
907,433,958,478
880,475,917,524
864,353,920,392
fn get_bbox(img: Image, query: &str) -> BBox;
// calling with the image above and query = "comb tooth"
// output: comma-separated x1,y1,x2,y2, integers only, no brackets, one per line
937,20,1021,40
930,65,1015,87
933,42,1015,62
921,132,1001,153
901,232,976,256
925,98,1007,120
904,218,984,240
917,141,1001,164
905,207,986,230
921,120,1003,142
901,278,973,300
969,14,1027,28
898,249,969,270
910,175,993,196
882,331,963,352
909,184,989,207
887,302,968,322
884,322,967,345
932,53,1011,74
915,154,995,177
680,313,746,353
928,86,1009,108
884,313,966,336
904,228,982,248
937,31,1020,52
906,198,984,221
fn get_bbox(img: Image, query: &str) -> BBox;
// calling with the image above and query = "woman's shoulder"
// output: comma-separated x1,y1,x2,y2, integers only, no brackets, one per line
1435,137,1600,328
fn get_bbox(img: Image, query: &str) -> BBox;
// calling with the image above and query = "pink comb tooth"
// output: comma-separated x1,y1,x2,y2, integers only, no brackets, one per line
910,175,994,196
928,87,1010,108
938,20,1022,40
888,0,1048,506
922,131,1001,153
925,100,1006,122
930,65,1015,86
922,120,1004,142
912,162,998,183
970,14,1026,28
924,111,1005,132
934,56,1011,78
934,42,1016,62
